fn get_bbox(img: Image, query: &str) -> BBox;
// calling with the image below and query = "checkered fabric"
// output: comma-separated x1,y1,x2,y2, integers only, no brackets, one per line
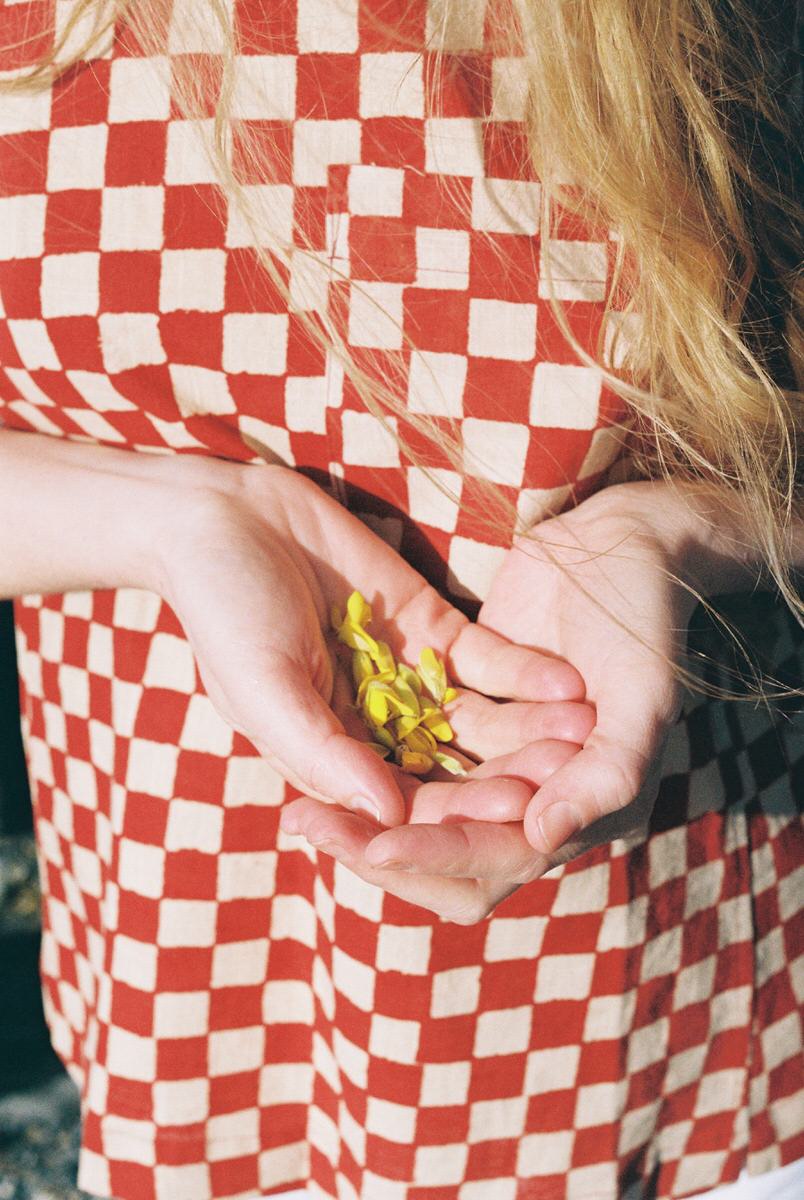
1,3,802,1199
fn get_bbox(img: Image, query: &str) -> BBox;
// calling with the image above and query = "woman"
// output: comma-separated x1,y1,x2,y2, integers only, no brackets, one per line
0,1,801,1198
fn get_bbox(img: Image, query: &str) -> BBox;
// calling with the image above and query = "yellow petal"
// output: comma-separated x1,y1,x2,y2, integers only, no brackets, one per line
389,673,420,716
371,639,396,675
443,687,458,704
392,714,421,741
397,750,434,775
422,710,454,742
403,726,438,755
417,646,449,703
397,663,422,694
364,684,390,727
339,622,380,655
373,726,396,750
433,751,468,776
367,741,392,759
346,590,372,627
356,667,394,704
352,649,375,690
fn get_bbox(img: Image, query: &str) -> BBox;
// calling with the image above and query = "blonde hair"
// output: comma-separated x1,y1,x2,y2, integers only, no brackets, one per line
4,0,803,661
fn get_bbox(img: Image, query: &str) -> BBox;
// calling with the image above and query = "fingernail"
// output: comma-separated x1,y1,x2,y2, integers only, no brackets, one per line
373,859,409,871
537,801,583,852
309,837,348,858
351,795,381,823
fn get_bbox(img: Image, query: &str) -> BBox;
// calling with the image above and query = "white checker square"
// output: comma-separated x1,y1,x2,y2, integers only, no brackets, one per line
348,281,404,349
100,1116,156,1168
517,1131,574,1177
674,1153,728,1196
239,415,296,466
332,1029,367,1089
626,1017,669,1075
285,375,328,434
226,183,295,250
534,954,595,1003
118,838,165,900
333,860,384,921
47,124,108,191
154,1079,210,1126
414,1144,469,1187
618,1099,663,1156
293,119,361,187
462,417,529,487
467,1096,527,1143
270,894,317,949
447,536,506,603
666,1045,708,1095
165,799,224,855
124,739,179,801
0,88,51,137
153,1165,211,1200
160,248,226,313
4,369,55,408
298,0,358,52
525,1045,581,1095
232,56,297,120
552,862,610,914
530,363,601,429
348,165,404,217
108,56,171,123
99,314,167,375
474,1006,532,1058
65,409,127,442
471,177,540,235
217,851,278,901
212,938,270,988
597,896,648,950
179,693,234,756
407,350,467,418
157,899,218,948
425,118,486,177
640,927,683,982
110,934,158,992
426,0,485,51
8,320,60,370
567,1163,618,1199
39,610,65,662
459,1184,517,1200
208,1027,265,1077
289,249,332,313
106,1028,156,1082
761,1012,800,1073
360,53,424,118
710,985,751,1036
491,57,529,122
431,966,481,1018
143,632,196,693
259,1062,313,1106
41,253,100,318
100,186,164,252
206,1108,260,1161
469,298,536,361
168,364,235,418
153,991,210,1039
222,312,289,376
165,120,220,186
332,945,375,1013
649,826,689,890
415,227,469,290
0,195,47,261
582,990,637,1042
341,410,400,467
574,1080,628,1129
70,843,102,899
366,1097,417,1144
578,424,627,480
539,239,608,303
222,756,286,808
484,916,547,962
168,0,233,54
369,1013,420,1065
419,1061,471,1107
376,924,432,976
406,467,462,534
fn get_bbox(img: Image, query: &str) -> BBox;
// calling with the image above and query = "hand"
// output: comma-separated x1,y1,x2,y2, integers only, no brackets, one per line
157,460,593,829
284,481,726,921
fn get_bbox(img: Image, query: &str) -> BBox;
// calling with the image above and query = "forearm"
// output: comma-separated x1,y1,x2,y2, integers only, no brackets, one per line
0,429,199,600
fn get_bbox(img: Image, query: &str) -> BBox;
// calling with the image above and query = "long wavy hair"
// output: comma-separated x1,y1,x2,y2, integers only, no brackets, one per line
3,0,803,642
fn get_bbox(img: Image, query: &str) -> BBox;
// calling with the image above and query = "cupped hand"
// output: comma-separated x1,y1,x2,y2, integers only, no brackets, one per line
283,481,703,922
158,460,593,829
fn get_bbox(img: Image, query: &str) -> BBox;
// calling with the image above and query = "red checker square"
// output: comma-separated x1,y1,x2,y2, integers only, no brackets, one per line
132,688,188,746
470,233,540,305
535,299,605,367
173,751,228,806
572,1124,618,1167
293,186,327,250
263,937,312,983
72,804,99,855
372,973,431,1022
286,317,327,376
236,0,297,54
754,885,780,936
209,987,264,1032
44,317,104,371
526,1088,576,1132
0,3,52,74
210,1074,262,1119
479,962,536,1011
685,1112,738,1156
159,312,222,371
714,941,753,992
105,1075,151,1119
465,1140,518,1181
627,1061,666,1111
412,1105,468,1146
162,852,220,901
287,430,330,469
427,55,490,120
359,0,425,51
216,900,272,944
364,1137,415,1181
647,877,688,936
335,910,378,965
771,1053,804,1100
210,1156,260,1196
117,890,160,945
62,615,89,664
784,911,804,961
106,364,180,421
108,1164,157,1200
110,981,156,1037
365,1060,421,1108
431,921,487,970
548,195,609,244
710,1026,752,1070
185,414,250,461
454,484,518,545
599,383,630,427
227,375,285,423
99,250,161,313
578,1039,625,1084
105,122,167,187
156,1034,210,1080
362,119,424,172
524,427,592,490
0,132,48,197
540,915,604,958
404,175,471,229
774,825,803,877
155,1125,206,1166
418,1016,477,1063
471,1055,526,1101
221,807,280,853
51,60,111,127
119,791,167,846
164,185,227,249
224,247,289,313
484,123,537,182
349,216,416,283
528,1001,586,1049
681,910,719,967
404,289,470,354
64,713,91,760
0,260,42,320
232,122,293,186
296,54,359,119
0,326,22,371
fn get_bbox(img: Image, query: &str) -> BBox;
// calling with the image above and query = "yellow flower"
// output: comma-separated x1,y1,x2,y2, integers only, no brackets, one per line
396,749,434,775
416,647,458,705
433,751,467,776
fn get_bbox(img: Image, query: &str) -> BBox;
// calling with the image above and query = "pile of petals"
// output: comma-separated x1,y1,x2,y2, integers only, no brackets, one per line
331,591,467,777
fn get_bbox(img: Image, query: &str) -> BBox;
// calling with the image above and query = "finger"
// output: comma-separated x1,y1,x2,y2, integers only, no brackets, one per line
446,622,586,703
446,692,595,761
363,819,550,881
